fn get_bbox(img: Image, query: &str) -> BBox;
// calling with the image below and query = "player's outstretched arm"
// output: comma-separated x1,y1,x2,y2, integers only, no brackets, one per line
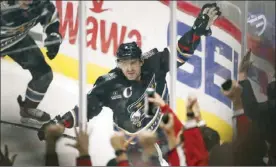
65,76,107,128
37,76,107,141
177,3,221,64
157,3,221,74
176,3,221,64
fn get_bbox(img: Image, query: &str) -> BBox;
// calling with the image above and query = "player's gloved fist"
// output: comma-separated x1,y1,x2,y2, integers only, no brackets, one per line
38,105,79,140
44,32,62,60
37,115,63,141
192,3,221,36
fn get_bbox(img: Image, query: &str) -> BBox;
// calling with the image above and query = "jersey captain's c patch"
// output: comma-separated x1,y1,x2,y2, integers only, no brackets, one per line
123,86,132,98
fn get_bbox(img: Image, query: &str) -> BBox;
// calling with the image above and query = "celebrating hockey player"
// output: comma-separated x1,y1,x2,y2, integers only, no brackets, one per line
38,3,221,165
0,1,61,125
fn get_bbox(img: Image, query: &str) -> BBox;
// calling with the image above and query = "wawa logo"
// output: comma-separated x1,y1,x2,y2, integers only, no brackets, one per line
89,0,110,13
56,0,142,56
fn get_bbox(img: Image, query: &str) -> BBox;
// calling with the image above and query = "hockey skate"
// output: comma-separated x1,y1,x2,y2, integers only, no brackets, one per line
17,95,51,128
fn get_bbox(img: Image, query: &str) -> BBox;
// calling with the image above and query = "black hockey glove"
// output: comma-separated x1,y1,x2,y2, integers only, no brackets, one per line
37,106,79,141
192,3,221,36
44,32,62,60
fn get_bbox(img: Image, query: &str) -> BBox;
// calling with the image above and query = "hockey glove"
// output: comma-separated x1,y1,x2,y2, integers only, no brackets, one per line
192,3,221,36
44,32,62,60
37,106,79,141
37,115,63,141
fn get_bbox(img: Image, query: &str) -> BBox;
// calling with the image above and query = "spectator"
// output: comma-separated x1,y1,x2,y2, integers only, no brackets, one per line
199,126,220,152
220,49,275,165
208,142,234,166
106,158,117,166
44,123,92,166
233,124,267,166
0,145,17,166
109,131,135,166
44,123,65,166
221,79,251,139
137,131,159,165
148,92,209,166
186,95,221,152
159,113,186,166
238,50,276,165
66,125,92,166
209,124,267,165
238,50,276,142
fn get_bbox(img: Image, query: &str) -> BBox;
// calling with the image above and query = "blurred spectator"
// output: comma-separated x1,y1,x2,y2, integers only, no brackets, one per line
233,124,267,165
209,124,267,165
66,125,92,166
221,79,251,139
137,131,159,165
110,131,135,166
148,92,209,166
44,123,64,166
0,145,17,166
159,114,186,166
136,123,185,166
220,49,275,165
237,50,276,165
106,158,117,166
208,142,234,166
199,126,220,152
186,95,221,152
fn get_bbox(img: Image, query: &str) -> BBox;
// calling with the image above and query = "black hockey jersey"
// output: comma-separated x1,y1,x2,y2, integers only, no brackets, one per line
0,0,59,52
87,48,171,135
85,28,201,141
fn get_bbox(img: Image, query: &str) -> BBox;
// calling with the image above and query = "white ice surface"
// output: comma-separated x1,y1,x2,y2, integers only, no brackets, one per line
1,60,116,166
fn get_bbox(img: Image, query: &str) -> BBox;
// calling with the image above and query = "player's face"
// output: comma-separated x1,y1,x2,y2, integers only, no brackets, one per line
118,59,143,81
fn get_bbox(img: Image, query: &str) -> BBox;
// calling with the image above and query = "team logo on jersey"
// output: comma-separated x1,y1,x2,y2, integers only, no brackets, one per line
127,74,156,128
130,109,142,127
113,75,167,144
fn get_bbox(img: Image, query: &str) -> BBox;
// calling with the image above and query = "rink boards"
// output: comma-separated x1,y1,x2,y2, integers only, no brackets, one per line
4,1,274,142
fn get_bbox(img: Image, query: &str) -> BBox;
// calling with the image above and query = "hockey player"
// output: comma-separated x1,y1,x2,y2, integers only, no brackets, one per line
38,3,221,165
0,1,61,125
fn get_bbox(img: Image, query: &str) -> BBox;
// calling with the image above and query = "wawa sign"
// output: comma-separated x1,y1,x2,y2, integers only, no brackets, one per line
55,1,143,57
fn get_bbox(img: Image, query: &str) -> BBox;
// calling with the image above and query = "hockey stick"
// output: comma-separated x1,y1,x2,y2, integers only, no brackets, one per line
0,120,76,140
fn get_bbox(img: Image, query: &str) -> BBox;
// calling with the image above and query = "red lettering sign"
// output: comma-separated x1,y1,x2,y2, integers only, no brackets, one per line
90,0,110,13
55,1,142,56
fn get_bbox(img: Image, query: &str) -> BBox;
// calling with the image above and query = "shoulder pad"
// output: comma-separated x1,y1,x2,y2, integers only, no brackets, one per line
141,48,159,60
94,68,122,86
100,72,118,82
93,71,118,89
